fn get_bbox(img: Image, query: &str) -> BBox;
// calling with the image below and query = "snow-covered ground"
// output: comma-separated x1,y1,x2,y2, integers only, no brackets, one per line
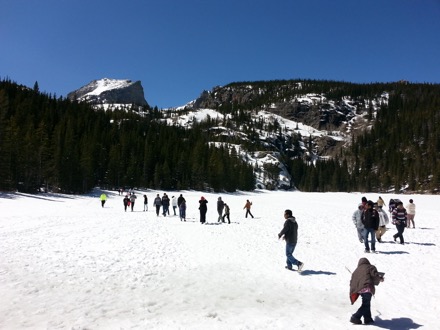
1,190,438,329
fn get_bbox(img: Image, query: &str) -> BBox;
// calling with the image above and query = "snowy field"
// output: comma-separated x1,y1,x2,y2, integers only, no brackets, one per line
0,190,439,329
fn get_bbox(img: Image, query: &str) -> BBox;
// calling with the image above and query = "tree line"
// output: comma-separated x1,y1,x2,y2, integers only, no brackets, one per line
0,79,255,193
1,77,439,194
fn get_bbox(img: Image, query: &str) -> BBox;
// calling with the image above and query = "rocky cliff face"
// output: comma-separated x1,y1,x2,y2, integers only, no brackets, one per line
67,78,149,106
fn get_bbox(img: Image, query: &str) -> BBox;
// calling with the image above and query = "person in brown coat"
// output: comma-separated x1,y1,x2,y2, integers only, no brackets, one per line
349,258,384,325
243,200,254,218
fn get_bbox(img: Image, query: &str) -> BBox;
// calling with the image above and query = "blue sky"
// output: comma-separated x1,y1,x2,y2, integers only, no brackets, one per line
1,0,439,109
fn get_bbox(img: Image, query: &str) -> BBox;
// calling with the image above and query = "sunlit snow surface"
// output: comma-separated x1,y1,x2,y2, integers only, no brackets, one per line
0,190,437,329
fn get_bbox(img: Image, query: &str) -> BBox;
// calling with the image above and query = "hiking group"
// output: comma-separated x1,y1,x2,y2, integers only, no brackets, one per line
100,189,261,226
352,196,416,252
349,195,417,325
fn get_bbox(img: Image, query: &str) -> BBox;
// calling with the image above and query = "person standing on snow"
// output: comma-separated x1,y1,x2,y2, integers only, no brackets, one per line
278,209,304,272
129,192,137,211
143,195,148,211
352,203,365,243
217,197,225,222
223,203,231,224
177,194,186,220
179,200,187,221
171,196,178,215
100,193,107,208
392,202,407,244
123,195,130,212
377,196,386,209
153,194,162,216
243,199,254,218
199,196,208,224
405,199,416,228
162,193,170,216
361,200,379,253
349,258,384,325
375,203,389,243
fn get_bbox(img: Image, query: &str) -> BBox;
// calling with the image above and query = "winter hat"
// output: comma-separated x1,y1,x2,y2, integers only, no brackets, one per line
201,196,205,200
367,200,374,207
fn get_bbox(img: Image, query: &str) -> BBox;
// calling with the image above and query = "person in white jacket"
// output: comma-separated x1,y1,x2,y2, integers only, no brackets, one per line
405,199,416,228
375,203,389,242
352,204,365,243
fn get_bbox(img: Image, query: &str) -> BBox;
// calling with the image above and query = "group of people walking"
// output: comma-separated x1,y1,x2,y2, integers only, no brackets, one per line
352,196,416,252
349,195,416,325
106,191,257,225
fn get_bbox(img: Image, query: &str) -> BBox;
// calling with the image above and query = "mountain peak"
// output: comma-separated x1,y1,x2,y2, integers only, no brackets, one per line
67,78,148,106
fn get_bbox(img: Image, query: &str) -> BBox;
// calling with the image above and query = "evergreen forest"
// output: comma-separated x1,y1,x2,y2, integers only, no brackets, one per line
0,79,255,193
1,78,439,194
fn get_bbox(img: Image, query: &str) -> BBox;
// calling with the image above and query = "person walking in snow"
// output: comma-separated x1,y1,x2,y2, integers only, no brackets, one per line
100,193,107,208
392,202,407,244
377,196,386,209
243,199,254,218
217,197,225,222
222,203,231,224
352,203,365,243
143,195,148,211
162,193,170,216
129,192,137,211
199,196,208,224
123,195,130,212
405,199,416,228
178,194,186,220
179,200,187,221
361,200,379,253
171,196,178,215
349,258,384,325
375,203,389,243
278,209,304,272
153,194,162,216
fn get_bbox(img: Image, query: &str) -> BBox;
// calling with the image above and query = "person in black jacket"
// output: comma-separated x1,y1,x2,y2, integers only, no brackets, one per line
278,209,304,272
199,196,208,224
361,201,380,253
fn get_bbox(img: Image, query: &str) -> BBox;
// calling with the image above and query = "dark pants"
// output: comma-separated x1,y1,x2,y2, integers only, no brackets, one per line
200,210,207,223
353,292,372,322
223,214,230,224
155,205,161,216
245,209,254,218
393,224,405,243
